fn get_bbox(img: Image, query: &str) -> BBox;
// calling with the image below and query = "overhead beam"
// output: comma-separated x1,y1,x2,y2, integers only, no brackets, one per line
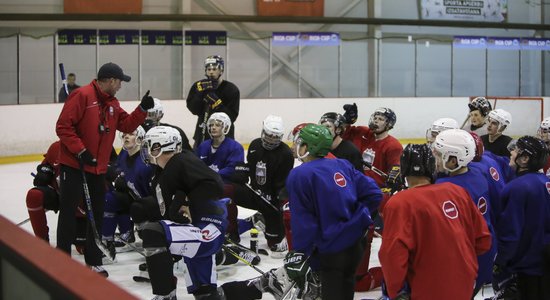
0,14,548,30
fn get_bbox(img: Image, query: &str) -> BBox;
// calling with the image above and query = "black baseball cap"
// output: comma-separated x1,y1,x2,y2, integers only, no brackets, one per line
97,62,131,82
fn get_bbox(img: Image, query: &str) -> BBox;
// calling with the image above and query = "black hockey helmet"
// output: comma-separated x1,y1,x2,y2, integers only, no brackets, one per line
468,97,492,117
513,135,548,172
401,143,436,182
369,107,397,131
319,112,346,136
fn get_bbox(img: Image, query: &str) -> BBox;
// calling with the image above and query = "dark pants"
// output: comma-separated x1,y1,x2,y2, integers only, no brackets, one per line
231,183,284,245
57,165,106,266
517,273,548,300
318,238,364,300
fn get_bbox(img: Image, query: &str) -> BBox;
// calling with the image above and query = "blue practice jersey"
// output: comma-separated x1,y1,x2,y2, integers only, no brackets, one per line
485,150,515,183
196,137,245,183
436,167,497,288
286,158,382,255
470,153,507,226
117,149,153,198
495,172,550,275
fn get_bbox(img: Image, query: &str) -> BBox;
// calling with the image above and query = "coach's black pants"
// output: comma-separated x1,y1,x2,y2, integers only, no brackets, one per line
57,165,105,266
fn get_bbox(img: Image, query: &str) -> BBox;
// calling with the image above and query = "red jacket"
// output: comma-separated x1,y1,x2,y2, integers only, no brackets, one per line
56,80,146,175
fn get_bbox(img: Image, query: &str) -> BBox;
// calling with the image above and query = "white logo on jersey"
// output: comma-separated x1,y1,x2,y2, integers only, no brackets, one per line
334,172,347,187
442,200,458,219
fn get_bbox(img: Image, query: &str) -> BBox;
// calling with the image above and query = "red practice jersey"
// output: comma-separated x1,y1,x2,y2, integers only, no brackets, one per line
379,182,491,300
342,125,402,187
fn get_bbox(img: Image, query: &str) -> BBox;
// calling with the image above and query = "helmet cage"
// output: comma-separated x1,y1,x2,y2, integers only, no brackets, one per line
261,115,284,150
120,126,146,151
140,126,182,165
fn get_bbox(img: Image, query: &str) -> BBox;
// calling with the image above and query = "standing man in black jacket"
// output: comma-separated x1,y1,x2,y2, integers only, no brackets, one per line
186,55,240,149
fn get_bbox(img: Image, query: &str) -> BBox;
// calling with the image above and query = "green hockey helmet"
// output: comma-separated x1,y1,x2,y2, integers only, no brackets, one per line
297,124,332,158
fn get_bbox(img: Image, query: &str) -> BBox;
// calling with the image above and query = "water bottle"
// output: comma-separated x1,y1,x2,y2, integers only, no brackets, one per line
250,227,258,253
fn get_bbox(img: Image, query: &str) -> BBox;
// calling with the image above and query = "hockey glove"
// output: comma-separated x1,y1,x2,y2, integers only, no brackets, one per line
362,149,375,170
113,173,128,193
140,90,154,111
343,102,358,124
284,251,311,290
230,162,250,185
205,92,223,110
77,149,97,167
169,190,192,224
386,165,405,193
33,163,55,187
105,163,119,183
196,79,216,92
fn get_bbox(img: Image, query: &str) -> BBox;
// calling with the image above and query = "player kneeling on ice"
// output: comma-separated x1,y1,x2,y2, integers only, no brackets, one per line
285,124,382,300
138,126,229,300
379,143,491,300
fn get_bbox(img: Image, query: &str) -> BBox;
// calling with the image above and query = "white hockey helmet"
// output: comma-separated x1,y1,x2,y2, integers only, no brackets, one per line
426,117,459,144
120,125,146,151
146,98,164,123
141,126,182,164
261,115,285,150
207,112,231,136
432,129,475,173
537,116,550,143
487,109,512,132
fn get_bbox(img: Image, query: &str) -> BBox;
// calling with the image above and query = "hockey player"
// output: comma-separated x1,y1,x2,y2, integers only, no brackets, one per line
197,112,245,183
341,104,403,188
341,103,402,292
143,98,192,151
226,115,294,257
186,55,240,148
481,108,513,157
468,132,507,227
137,126,229,300
462,96,492,136
25,140,87,252
318,112,363,170
285,124,382,300
102,126,152,252
432,129,497,296
536,116,550,175
196,112,245,242
379,143,491,300
493,136,550,300
425,117,459,145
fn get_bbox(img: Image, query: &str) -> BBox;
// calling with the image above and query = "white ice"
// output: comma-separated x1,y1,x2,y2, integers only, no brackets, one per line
0,161,494,300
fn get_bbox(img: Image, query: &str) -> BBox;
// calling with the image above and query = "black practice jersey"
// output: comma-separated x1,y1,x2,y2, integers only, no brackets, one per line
247,138,294,202
481,134,512,157
332,139,363,171
153,150,224,220
186,79,240,144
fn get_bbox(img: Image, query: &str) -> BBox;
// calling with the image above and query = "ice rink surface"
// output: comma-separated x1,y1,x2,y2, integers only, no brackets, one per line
0,161,495,300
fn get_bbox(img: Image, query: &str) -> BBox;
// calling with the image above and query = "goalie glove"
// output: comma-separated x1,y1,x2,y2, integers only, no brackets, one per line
33,163,55,187
205,92,223,109
169,190,192,224
386,165,405,193
284,251,311,290
196,79,217,92
343,102,358,124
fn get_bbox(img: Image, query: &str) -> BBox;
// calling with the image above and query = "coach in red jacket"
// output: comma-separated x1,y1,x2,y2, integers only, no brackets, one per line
55,62,154,276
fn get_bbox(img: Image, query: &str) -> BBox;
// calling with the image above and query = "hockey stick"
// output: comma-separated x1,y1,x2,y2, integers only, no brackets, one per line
115,235,146,257
225,235,269,256
17,218,31,226
222,245,265,275
59,63,69,98
245,183,280,212
79,164,116,262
